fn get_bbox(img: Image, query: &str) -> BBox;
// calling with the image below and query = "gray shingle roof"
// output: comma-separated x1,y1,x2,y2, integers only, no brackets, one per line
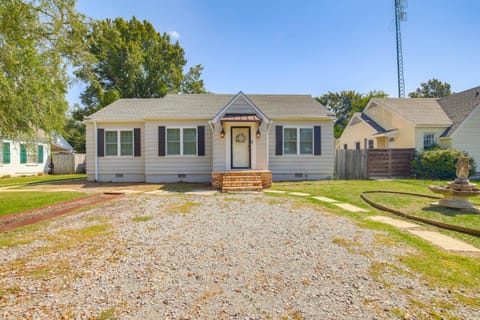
85,94,334,121
437,86,480,137
368,98,452,126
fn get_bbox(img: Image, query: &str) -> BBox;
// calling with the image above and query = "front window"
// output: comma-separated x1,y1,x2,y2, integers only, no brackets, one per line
283,127,313,155
167,128,197,156
355,142,361,150
105,130,133,156
368,139,374,149
120,131,133,156
20,144,42,164
423,133,435,149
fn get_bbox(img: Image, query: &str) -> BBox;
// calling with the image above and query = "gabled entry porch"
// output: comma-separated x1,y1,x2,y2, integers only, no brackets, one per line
209,92,273,191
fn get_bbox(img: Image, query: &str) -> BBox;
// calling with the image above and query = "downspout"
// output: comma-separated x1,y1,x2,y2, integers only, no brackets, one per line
94,121,98,181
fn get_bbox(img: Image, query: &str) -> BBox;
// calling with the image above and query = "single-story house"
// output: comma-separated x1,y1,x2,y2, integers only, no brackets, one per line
0,131,73,177
84,92,335,189
337,86,480,166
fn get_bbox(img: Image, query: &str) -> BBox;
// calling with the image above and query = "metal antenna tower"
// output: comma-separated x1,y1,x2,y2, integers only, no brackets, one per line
395,0,407,98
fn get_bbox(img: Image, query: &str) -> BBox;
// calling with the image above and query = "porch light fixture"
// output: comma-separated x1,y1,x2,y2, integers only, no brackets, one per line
220,127,225,138
256,128,261,138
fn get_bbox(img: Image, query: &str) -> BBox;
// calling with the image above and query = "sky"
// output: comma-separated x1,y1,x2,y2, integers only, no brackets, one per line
67,0,480,106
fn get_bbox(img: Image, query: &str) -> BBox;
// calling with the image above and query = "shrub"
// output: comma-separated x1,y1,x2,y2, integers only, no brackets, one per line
412,148,477,180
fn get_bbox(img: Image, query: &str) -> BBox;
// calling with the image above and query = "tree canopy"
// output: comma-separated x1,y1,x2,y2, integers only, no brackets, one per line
0,0,87,139
408,78,452,98
316,90,388,138
74,17,206,119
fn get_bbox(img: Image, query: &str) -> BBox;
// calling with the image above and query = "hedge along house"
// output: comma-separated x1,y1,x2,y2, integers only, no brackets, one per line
84,92,335,191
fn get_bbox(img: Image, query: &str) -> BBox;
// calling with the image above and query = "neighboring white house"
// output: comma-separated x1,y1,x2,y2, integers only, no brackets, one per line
0,131,74,177
337,86,480,167
84,92,335,187
0,139,49,177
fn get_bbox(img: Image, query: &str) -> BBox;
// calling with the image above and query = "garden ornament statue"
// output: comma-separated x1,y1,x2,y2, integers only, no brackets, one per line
429,155,480,213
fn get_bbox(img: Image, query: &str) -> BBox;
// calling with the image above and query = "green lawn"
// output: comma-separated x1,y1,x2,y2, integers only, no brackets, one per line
271,179,480,314
0,191,87,216
0,174,86,188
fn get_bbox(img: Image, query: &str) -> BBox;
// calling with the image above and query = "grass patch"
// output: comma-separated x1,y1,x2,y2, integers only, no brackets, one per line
0,191,87,216
271,179,480,310
132,216,153,222
0,174,86,188
164,201,201,214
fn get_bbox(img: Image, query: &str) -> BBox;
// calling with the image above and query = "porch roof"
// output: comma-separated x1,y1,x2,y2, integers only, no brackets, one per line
220,114,262,123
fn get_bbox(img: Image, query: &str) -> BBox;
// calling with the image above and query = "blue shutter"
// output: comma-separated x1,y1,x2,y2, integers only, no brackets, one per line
2,142,10,164
134,128,141,157
275,126,283,155
97,129,105,157
37,145,44,163
314,126,321,156
197,126,205,156
158,126,166,156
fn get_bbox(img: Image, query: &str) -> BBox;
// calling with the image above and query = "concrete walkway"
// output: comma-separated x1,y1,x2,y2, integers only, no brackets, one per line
264,189,480,253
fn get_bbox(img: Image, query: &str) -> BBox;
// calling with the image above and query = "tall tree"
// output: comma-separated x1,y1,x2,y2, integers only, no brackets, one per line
408,78,452,98
316,90,388,138
0,0,88,139
75,17,206,119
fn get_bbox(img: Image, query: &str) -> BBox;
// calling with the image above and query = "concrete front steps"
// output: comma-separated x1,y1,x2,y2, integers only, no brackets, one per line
211,170,272,193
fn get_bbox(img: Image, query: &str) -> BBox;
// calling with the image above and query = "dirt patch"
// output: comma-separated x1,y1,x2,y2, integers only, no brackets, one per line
21,179,210,194
0,193,123,232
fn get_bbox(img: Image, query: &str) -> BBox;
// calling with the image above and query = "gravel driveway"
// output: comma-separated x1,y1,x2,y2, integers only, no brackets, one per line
1,193,478,319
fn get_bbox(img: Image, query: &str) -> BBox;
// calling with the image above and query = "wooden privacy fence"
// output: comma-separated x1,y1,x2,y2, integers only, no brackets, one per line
335,148,415,179
51,153,86,174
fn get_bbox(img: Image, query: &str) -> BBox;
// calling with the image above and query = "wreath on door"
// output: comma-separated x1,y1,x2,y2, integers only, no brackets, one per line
235,133,247,143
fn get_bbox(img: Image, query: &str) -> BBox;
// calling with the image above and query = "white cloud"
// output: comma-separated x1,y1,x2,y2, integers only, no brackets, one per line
169,30,180,40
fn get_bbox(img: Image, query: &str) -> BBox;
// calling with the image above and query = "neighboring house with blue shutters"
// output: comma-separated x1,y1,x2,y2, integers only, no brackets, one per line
84,92,335,189
0,131,74,177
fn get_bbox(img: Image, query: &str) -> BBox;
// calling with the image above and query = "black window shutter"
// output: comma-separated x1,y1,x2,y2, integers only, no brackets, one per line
97,128,104,157
314,125,322,156
197,126,205,156
275,125,283,156
158,126,166,156
134,128,141,157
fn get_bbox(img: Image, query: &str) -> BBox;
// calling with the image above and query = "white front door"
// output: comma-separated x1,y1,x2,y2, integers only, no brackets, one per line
231,127,250,169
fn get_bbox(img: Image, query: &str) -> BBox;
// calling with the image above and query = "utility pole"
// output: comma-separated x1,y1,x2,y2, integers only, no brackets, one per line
395,0,407,98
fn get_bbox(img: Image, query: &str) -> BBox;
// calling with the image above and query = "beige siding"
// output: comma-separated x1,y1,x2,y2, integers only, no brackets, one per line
144,120,212,176
212,124,226,171
86,122,145,182
414,127,449,151
451,106,480,166
0,140,49,176
226,97,257,114
269,120,334,178
337,117,376,150
212,122,268,171
364,104,393,129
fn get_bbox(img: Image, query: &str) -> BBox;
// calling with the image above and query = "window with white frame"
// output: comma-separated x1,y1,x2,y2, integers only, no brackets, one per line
283,127,313,155
105,130,133,156
20,144,43,164
167,127,197,156
423,133,435,149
